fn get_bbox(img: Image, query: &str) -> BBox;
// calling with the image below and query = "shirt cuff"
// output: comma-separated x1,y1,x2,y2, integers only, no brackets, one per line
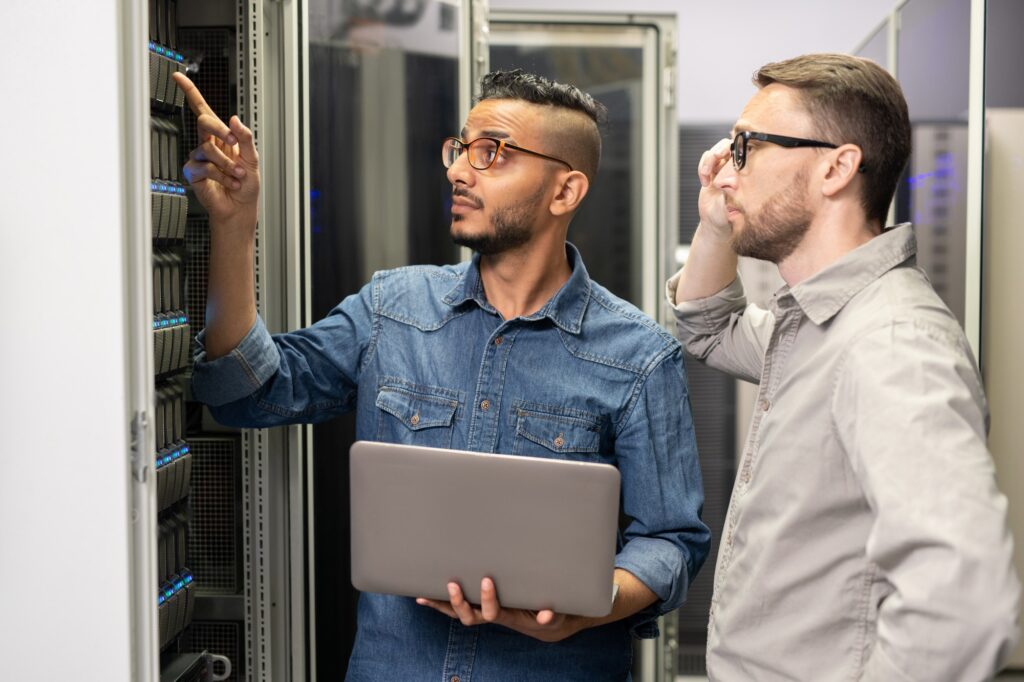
666,275,745,336
191,316,280,406
615,537,689,616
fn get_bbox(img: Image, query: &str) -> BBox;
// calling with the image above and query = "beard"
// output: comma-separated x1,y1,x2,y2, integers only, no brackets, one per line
730,170,813,263
450,184,546,255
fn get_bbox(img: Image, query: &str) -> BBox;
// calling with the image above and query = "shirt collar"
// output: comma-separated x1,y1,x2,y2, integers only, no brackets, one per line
786,223,917,325
442,242,592,334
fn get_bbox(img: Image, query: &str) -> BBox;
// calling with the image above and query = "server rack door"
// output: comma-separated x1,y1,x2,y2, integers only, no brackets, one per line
480,11,679,682
303,1,465,679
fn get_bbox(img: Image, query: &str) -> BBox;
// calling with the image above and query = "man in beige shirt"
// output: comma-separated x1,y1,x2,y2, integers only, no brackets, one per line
668,53,1020,680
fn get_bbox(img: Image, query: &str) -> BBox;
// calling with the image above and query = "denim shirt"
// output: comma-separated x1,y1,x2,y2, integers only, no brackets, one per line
193,244,709,681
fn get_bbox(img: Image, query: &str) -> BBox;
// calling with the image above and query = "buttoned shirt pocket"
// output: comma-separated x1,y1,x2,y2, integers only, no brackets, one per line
375,382,460,449
512,403,605,462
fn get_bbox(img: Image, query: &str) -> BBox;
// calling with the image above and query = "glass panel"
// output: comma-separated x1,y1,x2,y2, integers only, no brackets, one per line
306,2,462,678
982,0,1024,668
489,26,649,308
854,19,889,68
895,0,971,327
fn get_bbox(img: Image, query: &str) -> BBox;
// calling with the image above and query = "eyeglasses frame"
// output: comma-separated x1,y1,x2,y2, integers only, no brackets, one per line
731,131,840,171
442,136,574,172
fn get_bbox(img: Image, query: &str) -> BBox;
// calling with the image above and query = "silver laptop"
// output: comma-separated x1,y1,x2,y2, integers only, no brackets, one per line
349,440,621,617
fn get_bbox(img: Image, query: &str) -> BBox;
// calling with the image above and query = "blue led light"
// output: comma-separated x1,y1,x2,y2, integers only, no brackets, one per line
156,46,164,55
183,574,193,584
176,54,183,62
158,184,168,192
158,594,165,605
175,581,184,590
149,42,155,50
165,588,174,598
182,447,190,455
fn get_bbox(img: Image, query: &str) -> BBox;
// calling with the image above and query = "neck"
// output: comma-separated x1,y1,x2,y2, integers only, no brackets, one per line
478,232,572,320
777,206,881,286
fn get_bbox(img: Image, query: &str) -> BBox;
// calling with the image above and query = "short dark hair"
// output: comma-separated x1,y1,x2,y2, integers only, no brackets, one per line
478,69,606,182
754,54,911,226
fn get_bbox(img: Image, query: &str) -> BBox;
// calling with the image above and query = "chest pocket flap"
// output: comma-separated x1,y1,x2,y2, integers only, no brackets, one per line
515,408,601,454
376,386,458,431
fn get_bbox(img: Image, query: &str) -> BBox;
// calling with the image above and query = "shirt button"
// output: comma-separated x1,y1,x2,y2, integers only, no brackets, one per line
760,399,771,412
451,677,460,682
410,413,420,426
494,336,504,346
554,434,565,448
480,399,490,411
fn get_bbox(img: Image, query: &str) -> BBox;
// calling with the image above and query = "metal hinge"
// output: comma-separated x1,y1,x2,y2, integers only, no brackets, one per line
130,410,150,483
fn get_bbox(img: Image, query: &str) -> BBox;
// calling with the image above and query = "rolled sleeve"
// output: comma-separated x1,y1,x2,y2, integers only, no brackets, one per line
613,347,710,629
665,273,770,383
192,316,280,407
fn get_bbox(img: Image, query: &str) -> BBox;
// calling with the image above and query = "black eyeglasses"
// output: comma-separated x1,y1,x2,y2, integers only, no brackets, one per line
442,136,573,172
730,131,838,171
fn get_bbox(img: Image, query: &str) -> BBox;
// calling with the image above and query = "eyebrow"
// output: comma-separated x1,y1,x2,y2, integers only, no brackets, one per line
730,122,751,138
459,127,513,142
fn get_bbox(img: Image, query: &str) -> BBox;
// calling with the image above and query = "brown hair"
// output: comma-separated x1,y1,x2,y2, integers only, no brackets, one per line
754,54,911,226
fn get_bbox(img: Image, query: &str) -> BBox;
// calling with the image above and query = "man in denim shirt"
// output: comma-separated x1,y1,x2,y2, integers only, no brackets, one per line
175,69,709,680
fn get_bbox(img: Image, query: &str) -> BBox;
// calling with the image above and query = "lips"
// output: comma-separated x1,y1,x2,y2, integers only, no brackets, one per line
452,188,483,210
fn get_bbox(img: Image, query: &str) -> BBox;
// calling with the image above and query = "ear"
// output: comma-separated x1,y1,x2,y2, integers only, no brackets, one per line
549,170,590,217
821,144,864,198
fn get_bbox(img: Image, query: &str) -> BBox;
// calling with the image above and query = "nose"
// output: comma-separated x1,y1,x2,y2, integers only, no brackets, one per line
446,147,474,186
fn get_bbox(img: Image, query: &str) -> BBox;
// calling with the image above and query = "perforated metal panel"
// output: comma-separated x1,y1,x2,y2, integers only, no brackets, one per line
188,436,242,593
177,28,235,152
679,124,730,243
182,621,242,682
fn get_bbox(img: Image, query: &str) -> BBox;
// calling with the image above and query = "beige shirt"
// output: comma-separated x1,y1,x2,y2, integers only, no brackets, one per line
667,224,1020,681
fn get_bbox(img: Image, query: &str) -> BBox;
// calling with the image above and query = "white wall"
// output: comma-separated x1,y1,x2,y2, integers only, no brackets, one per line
0,3,134,681
491,0,897,123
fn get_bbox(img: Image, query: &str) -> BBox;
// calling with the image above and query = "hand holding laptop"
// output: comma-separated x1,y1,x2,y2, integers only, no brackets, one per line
416,576,584,643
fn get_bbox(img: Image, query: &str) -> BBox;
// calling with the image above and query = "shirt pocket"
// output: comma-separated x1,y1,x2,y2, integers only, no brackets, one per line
511,403,605,462
375,382,460,449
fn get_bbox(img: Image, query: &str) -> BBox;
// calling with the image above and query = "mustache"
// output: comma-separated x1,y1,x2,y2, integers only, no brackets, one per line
452,187,484,209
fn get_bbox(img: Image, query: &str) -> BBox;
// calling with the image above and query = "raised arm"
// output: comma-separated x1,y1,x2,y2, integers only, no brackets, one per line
172,72,261,359
666,138,771,383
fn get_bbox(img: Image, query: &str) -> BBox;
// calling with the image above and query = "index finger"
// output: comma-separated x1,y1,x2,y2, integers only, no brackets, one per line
698,138,732,186
172,72,233,142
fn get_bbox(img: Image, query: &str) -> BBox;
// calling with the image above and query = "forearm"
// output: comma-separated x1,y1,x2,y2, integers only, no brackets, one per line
204,218,258,359
576,569,657,631
674,222,737,304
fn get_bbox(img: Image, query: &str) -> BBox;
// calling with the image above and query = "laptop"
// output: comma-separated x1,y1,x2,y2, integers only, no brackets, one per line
349,440,621,617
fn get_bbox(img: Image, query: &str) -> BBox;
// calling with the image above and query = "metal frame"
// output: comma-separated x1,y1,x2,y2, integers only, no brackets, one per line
239,0,314,679
237,2,275,680
122,0,160,678
964,0,985,362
